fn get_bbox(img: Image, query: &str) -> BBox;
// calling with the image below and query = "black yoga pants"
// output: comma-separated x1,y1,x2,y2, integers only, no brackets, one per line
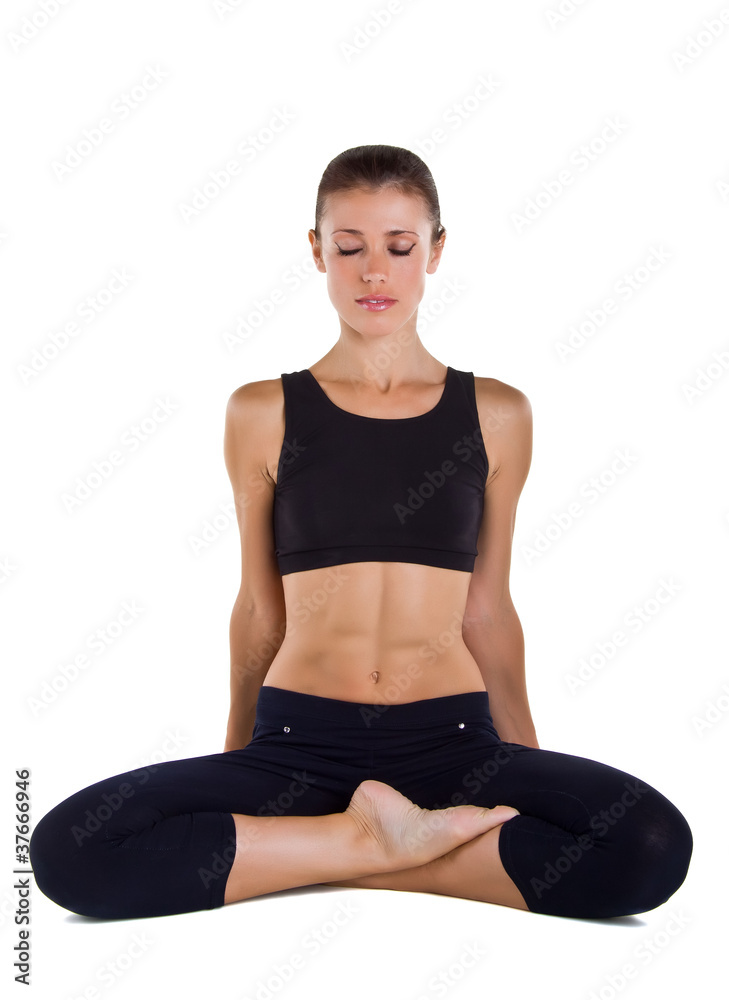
30,686,693,920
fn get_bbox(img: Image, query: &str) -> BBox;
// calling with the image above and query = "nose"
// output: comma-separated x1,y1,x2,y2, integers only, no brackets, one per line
360,247,389,285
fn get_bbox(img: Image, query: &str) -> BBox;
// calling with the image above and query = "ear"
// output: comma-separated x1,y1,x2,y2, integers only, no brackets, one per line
426,232,446,275
308,229,326,273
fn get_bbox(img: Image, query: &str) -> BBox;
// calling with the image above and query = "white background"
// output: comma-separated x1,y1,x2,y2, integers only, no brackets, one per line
2,1,727,997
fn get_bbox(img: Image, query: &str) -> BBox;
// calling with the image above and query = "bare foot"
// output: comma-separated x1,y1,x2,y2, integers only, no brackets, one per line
343,779,519,873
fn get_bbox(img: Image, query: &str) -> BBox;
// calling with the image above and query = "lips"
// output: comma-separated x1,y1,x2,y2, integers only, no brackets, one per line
355,296,397,312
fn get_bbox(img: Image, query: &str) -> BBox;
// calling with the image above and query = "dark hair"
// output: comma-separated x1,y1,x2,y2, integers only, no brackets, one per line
312,144,446,246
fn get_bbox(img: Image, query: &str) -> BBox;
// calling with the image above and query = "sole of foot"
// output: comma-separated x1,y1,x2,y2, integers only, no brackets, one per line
344,779,520,872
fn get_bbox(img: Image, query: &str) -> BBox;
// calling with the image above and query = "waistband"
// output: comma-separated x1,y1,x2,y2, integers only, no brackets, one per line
255,685,493,731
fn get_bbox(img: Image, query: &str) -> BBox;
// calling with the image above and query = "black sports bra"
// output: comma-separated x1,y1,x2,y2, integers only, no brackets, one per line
273,366,488,576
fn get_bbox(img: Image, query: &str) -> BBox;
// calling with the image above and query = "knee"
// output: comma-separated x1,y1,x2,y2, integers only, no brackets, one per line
29,807,75,914
30,804,107,918
607,789,693,917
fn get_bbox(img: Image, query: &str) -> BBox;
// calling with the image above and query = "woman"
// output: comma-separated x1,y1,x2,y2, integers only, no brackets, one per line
30,145,692,921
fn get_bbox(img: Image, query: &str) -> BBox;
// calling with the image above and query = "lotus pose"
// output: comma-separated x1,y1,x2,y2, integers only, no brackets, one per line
30,145,692,920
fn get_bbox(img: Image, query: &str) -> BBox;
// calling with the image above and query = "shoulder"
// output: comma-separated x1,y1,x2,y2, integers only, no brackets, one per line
472,376,532,481
227,376,284,410
224,378,286,480
226,376,285,427
224,378,288,491
472,375,532,429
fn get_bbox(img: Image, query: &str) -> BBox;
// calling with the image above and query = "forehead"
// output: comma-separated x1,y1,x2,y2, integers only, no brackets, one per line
322,187,428,233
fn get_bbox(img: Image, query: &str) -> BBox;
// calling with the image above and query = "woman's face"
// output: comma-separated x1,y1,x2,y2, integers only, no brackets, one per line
310,186,444,340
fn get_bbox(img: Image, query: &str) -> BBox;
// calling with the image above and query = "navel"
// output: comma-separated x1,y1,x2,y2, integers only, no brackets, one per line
370,670,380,683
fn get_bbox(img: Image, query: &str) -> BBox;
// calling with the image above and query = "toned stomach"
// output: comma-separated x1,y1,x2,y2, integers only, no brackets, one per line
261,561,486,704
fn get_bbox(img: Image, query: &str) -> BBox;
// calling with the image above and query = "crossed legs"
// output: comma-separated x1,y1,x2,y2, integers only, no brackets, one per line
30,733,691,920
223,778,526,908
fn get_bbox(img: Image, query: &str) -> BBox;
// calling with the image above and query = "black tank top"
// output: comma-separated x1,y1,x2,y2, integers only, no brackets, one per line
273,366,488,576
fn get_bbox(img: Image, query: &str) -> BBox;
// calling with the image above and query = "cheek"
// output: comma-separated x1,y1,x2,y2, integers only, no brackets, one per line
324,257,348,283
325,272,353,309
403,267,426,297
326,267,346,294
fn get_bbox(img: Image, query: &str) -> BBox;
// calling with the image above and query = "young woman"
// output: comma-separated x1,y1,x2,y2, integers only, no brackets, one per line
30,145,693,921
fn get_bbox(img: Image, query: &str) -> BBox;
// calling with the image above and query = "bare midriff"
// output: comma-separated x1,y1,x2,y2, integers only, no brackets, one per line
261,560,486,705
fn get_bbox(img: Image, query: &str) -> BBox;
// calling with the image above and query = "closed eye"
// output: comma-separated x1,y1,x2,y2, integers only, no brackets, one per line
337,245,415,257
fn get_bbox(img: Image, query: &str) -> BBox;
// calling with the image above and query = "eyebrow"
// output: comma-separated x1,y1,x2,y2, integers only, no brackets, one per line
330,228,420,237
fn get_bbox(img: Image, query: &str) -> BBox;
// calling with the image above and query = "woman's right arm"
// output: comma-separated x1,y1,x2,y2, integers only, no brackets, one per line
222,381,287,752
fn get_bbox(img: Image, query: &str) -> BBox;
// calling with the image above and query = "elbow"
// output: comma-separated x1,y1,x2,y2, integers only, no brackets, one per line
232,581,286,624
462,597,518,631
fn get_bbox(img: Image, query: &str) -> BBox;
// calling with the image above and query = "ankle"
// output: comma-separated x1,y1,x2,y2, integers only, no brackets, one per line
337,810,392,876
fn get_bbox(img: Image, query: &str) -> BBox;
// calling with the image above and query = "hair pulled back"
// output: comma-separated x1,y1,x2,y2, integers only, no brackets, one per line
313,144,446,246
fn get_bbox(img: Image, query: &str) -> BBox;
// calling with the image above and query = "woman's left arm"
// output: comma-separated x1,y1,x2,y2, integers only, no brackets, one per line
462,378,539,749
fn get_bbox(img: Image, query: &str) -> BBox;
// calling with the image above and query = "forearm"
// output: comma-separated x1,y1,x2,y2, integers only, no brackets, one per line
478,671,539,749
225,692,263,753
225,603,287,752
462,606,540,749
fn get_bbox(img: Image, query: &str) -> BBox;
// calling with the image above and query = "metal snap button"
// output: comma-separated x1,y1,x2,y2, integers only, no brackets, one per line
458,722,465,729
283,726,290,733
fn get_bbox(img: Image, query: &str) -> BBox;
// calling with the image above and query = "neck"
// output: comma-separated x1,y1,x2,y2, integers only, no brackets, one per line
315,329,443,388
